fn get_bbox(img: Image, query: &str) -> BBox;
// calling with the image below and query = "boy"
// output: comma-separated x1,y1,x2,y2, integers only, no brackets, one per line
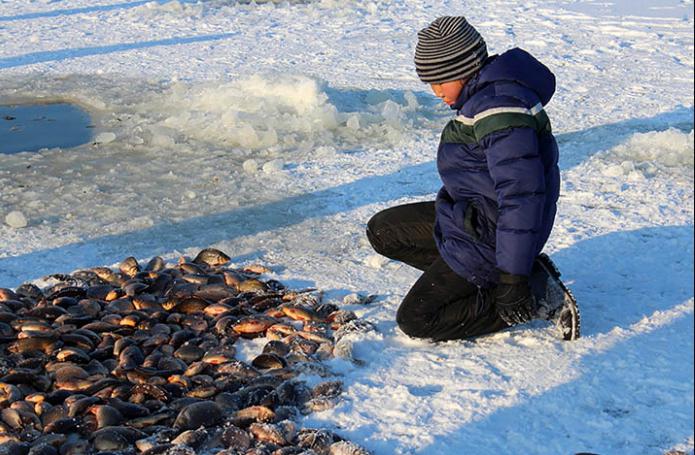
367,16,579,342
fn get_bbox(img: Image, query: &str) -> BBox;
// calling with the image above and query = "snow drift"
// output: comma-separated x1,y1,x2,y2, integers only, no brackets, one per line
598,128,694,180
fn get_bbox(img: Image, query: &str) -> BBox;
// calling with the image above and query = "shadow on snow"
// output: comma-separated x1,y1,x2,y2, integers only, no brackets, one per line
0,33,238,69
0,1,169,22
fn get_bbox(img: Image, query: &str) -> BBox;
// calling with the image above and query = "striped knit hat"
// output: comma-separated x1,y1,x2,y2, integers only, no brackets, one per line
414,16,488,84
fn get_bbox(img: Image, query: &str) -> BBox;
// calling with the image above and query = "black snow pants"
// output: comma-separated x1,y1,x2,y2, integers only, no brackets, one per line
366,202,509,341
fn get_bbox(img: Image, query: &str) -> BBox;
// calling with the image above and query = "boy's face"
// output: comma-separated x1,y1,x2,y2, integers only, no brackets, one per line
430,79,466,106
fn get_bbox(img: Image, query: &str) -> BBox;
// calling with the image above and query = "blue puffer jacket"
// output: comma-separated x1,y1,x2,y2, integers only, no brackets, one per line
434,48,560,288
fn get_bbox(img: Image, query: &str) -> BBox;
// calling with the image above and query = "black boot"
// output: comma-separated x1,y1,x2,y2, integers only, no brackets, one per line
529,253,581,341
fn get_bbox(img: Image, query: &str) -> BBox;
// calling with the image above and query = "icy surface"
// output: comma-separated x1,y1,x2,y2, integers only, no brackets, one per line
0,0,693,454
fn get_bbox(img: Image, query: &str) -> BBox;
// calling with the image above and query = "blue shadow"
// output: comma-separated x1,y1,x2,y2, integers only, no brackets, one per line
409,225,694,454
0,33,237,70
0,1,168,22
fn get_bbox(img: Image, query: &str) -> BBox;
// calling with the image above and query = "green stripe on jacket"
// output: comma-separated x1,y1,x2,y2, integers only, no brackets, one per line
441,109,551,144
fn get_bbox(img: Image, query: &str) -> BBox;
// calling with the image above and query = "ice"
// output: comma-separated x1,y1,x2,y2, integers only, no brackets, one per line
94,132,116,144
125,74,426,159
403,91,420,111
4,211,27,228
147,126,177,148
262,158,284,174
379,100,405,127
315,146,336,158
346,115,361,130
364,254,388,269
597,128,694,179
611,128,694,168
242,159,259,174
150,133,175,148
602,163,626,177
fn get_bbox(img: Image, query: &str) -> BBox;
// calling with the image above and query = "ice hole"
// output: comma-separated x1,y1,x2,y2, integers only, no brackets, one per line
0,102,93,154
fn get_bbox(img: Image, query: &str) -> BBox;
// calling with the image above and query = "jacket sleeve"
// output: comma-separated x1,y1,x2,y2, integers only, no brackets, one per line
479,126,546,277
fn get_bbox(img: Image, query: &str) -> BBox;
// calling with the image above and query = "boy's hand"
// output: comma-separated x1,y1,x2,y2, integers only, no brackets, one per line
493,273,535,325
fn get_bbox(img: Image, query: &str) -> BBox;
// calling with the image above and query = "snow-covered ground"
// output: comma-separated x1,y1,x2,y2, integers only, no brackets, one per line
0,0,693,453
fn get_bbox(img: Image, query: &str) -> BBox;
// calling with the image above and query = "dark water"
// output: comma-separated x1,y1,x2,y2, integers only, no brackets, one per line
0,102,93,154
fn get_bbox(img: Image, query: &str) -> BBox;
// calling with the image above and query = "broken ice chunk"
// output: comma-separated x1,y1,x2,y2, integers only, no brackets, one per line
242,159,258,174
262,159,284,174
150,132,175,148
5,211,28,228
94,132,116,144
364,254,388,269
346,115,360,130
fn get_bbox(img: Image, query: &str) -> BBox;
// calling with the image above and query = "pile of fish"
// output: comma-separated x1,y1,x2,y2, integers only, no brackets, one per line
0,248,374,455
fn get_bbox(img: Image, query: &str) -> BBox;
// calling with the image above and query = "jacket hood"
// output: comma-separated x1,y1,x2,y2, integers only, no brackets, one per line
453,48,556,109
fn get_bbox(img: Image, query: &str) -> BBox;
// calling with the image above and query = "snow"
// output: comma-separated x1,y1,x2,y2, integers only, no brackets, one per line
561,0,694,19
0,0,693,454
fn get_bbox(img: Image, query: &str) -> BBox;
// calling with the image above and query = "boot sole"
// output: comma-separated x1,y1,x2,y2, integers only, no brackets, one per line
536,253,581,341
